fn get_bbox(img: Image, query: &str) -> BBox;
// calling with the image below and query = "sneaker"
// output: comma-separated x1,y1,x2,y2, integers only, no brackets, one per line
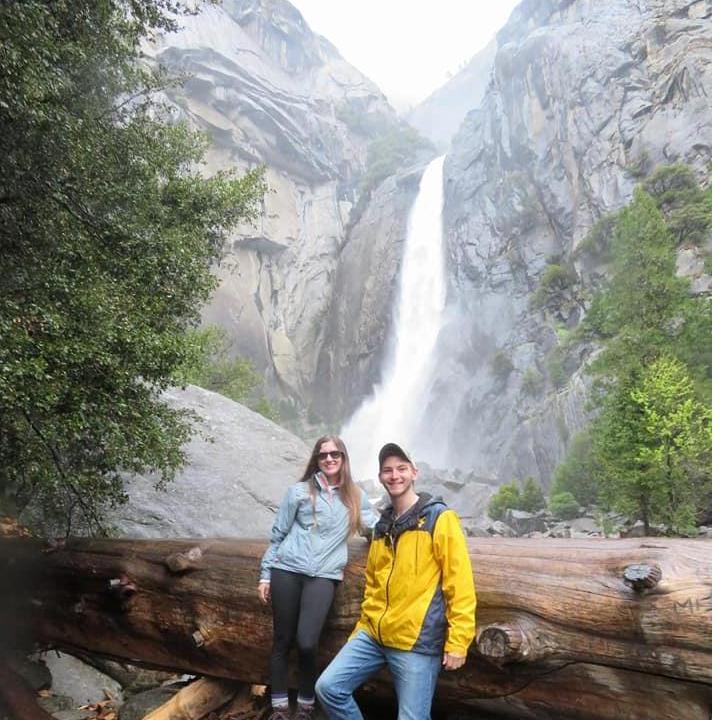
294,705,314,720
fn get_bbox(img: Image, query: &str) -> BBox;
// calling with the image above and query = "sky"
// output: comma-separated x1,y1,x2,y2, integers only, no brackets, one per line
292,0,521,112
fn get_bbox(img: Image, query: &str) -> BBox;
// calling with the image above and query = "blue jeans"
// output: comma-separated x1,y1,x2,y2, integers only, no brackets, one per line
315,630,442,720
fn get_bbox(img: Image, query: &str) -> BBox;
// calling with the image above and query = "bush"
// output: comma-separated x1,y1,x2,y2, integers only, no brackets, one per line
488,482,521,521
521,368,544,396
549,492,581,520
491,351,514,381
520,477,546,512
551,430,600,507
531,263,577,308
176,326,278,421
488,478,545,519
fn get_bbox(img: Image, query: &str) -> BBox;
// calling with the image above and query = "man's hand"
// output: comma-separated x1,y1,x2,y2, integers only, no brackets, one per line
257,581,271,604
442,652,466,670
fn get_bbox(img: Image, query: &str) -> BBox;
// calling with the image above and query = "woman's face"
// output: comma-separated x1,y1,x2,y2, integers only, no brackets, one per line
317,440,344,482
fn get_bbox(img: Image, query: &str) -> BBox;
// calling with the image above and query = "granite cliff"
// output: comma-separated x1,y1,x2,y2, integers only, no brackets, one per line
147,0,710,488
414,0,711,482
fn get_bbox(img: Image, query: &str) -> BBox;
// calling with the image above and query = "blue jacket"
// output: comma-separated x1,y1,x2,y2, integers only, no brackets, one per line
259,473,377,582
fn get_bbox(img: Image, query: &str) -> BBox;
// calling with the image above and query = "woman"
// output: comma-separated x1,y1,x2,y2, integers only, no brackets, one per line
258,435,376,720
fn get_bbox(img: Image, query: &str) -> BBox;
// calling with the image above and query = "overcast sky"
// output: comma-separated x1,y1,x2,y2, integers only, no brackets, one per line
292,0,521,112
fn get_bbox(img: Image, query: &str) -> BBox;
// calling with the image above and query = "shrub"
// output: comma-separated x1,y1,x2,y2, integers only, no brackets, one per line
521,368,543,396
491,351,514,381
549,492,581,520
520,477,546,512
488,482,521,521
531,263,577,308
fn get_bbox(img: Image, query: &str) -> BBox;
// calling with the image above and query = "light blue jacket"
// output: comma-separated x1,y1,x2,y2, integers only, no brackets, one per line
259,473,377,582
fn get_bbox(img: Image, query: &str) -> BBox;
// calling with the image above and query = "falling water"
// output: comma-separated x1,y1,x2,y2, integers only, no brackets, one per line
341,155,447,481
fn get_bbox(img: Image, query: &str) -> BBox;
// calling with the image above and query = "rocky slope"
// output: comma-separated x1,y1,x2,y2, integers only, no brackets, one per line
108,385,310,538
418,0,711,483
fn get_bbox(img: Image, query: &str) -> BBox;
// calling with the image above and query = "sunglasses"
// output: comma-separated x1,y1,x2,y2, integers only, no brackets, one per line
317,451,343,461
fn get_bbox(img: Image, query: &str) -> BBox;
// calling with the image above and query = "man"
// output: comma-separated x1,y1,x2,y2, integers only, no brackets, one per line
316,442,476,720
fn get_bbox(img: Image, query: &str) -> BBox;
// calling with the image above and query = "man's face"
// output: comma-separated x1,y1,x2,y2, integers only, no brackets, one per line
379,455,417,499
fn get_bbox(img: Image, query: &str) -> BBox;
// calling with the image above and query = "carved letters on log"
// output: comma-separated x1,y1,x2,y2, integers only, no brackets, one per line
0,537,710,720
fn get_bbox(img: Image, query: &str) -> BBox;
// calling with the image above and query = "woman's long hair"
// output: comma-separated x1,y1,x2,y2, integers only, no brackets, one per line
300,435,361,536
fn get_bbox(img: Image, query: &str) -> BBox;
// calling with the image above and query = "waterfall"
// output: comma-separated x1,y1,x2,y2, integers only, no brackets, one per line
341,155,447,481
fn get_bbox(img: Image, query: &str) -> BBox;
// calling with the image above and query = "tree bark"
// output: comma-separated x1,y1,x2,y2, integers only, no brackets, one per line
142,677,237,720
0,536,710,720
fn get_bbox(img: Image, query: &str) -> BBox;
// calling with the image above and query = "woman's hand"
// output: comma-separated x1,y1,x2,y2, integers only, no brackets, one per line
258,580,271,604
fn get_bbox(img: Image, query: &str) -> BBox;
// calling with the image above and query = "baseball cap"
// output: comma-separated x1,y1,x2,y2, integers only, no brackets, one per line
378,442,413,469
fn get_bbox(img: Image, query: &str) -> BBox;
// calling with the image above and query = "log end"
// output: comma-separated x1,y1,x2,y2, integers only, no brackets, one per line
623,563,663,592
476,624,523,666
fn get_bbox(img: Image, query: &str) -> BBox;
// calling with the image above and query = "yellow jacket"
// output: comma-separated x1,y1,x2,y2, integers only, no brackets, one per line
353,493,476,656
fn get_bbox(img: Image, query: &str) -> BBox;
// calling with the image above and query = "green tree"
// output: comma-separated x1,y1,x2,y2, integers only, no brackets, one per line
519,477,545,512
594,357,711,533
487,482,521,521
584,188,689,382
176,326,279,421
0,1,266,533
548,492,581,520
550,430,601,507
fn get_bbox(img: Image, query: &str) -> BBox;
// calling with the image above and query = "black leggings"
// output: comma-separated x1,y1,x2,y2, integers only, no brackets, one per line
270,568,337,701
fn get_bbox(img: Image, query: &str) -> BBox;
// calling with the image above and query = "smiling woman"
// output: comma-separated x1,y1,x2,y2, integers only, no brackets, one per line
255,435,377,720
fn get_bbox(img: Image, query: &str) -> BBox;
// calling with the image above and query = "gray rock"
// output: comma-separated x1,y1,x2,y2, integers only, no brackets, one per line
8,652,51,691
547,523,571,539
72,655,178,696
109,385,310,538
568,517,603,537
37,695,76,715
504,509,549,535
51,711,95,720
487,520,516,537
41,652,123,707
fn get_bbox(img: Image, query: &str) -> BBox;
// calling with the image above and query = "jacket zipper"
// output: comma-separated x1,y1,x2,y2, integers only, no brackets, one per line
377,530,397,645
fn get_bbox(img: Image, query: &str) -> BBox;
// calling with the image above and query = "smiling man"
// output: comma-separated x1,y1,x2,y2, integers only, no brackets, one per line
316,442,476,720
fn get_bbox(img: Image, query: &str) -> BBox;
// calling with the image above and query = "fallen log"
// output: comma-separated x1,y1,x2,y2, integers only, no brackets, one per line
143,677,237,720
0,536,710,720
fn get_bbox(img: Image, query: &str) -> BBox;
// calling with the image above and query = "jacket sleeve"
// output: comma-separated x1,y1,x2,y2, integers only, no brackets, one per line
432,510,477,656
258,485,301,582
358,490,378,538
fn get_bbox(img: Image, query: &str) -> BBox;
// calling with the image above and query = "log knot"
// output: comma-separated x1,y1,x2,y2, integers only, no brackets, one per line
477,623,527,667
623,563,662,592
165,546,204,574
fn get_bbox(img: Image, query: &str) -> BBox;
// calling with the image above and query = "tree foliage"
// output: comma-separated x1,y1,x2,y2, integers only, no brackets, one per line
0,1,266,533
550,430,600,508
554,171,711,533
488,477,545,520
175,326,279,421
594,357,710,533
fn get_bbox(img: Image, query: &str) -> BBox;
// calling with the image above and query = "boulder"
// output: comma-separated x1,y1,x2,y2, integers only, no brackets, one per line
504,509,549,535
108,386,310,539
40,651,123,707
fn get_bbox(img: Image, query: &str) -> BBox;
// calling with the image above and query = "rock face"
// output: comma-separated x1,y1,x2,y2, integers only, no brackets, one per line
312,163,426,421
109,385,310,538
405,38,497,151
145,0,403,401
410,0,711,484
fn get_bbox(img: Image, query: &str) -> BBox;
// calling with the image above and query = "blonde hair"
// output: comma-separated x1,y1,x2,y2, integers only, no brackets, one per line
300,435,361,536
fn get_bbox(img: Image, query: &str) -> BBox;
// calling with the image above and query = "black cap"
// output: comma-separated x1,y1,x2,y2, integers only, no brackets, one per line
378,442,413,469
